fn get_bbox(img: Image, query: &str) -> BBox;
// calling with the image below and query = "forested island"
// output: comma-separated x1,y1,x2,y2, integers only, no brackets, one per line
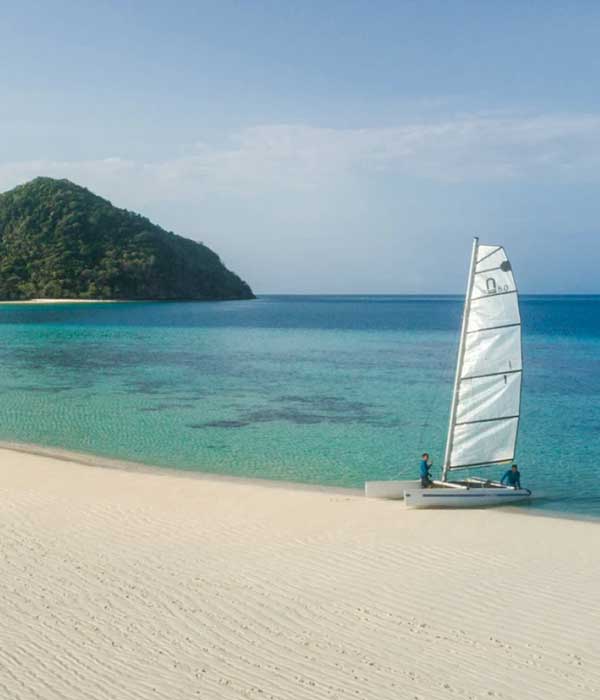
0,177,254,301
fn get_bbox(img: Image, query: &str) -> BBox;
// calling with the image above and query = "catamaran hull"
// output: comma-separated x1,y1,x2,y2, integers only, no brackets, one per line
364,480,421,499
403,487,531,508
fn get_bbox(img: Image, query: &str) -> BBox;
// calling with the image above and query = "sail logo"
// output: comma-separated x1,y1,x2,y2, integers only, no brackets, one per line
485,277,510,295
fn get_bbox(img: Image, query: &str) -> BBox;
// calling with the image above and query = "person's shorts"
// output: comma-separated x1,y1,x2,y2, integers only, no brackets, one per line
420,477,430,488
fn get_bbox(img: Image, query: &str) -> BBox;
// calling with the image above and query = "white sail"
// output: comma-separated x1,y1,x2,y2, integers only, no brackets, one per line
444,241,522,474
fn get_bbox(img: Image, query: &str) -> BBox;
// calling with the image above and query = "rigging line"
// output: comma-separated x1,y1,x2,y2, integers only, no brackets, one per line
414,332,460,470
415,372,443,458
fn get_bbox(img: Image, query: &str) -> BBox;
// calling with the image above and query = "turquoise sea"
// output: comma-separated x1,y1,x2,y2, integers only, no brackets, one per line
0,296,598,519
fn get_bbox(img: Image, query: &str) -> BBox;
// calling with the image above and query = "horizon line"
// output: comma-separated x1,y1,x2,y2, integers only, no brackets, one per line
254,292,600,297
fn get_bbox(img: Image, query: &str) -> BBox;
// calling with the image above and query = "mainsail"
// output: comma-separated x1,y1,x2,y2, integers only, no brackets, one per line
442,239,522,478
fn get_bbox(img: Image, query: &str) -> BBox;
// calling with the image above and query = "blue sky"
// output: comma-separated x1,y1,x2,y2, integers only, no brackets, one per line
2,1,600,293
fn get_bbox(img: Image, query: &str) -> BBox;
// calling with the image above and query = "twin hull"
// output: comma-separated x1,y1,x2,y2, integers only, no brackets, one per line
403,486,531,508
364,480,531,508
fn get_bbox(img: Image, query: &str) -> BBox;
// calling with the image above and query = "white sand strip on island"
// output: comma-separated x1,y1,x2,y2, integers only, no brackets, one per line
0,298,125,304
1,448,599,700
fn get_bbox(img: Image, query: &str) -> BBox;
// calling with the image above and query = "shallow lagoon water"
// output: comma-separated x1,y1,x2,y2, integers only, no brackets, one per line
0,295,598,519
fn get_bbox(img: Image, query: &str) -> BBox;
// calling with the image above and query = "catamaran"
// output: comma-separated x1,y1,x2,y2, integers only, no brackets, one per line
365,238,532,507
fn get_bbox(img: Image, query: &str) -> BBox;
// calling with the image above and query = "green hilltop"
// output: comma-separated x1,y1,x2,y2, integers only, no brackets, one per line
0,177,254,301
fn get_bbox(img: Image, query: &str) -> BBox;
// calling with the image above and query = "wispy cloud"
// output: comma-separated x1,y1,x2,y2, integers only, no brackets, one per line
2,113,600,205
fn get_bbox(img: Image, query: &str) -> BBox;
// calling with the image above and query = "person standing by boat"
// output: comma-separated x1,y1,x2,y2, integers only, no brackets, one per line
419,453,432,488
501,464,522,489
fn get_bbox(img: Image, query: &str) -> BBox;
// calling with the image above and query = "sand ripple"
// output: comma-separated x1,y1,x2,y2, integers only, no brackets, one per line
1,449,599,699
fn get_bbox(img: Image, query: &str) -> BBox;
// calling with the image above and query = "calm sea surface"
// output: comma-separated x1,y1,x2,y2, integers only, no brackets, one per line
0,295,598,519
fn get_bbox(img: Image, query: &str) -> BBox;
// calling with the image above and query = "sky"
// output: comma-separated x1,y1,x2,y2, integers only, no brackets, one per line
1,0,600,293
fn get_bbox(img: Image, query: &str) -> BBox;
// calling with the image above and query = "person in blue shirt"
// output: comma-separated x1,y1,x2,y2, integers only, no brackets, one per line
501,464,521,489
419,453,432,488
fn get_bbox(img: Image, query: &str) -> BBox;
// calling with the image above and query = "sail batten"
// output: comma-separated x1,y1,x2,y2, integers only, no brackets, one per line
455,415,520,426
462,368,521,381
443,239,522,476
467,322,520,334
446,458,515,470
476,246,501,264
471,289,517,301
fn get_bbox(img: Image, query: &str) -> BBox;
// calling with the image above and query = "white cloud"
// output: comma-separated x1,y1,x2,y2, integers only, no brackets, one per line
2,113,600,206
2,113,600,293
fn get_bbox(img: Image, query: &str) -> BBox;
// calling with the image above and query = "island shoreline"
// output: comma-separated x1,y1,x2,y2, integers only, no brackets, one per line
0,297,257,304
0,440,361,497
0,439,594,523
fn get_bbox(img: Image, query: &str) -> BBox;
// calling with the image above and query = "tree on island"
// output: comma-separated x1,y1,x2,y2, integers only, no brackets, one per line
0,177,255,301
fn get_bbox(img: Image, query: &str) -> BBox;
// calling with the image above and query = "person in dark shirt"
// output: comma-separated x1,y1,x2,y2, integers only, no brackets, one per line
419,453,432,488
501,464,521,489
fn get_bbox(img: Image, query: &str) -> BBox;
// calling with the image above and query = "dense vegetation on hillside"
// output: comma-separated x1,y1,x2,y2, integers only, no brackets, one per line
0,178,254,301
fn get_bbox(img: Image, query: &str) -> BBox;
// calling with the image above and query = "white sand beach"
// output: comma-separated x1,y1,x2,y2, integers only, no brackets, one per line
1,447,599,700
0,299,123,304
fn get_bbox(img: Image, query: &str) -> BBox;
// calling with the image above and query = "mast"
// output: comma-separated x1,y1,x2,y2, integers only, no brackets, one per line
441,237,479,482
